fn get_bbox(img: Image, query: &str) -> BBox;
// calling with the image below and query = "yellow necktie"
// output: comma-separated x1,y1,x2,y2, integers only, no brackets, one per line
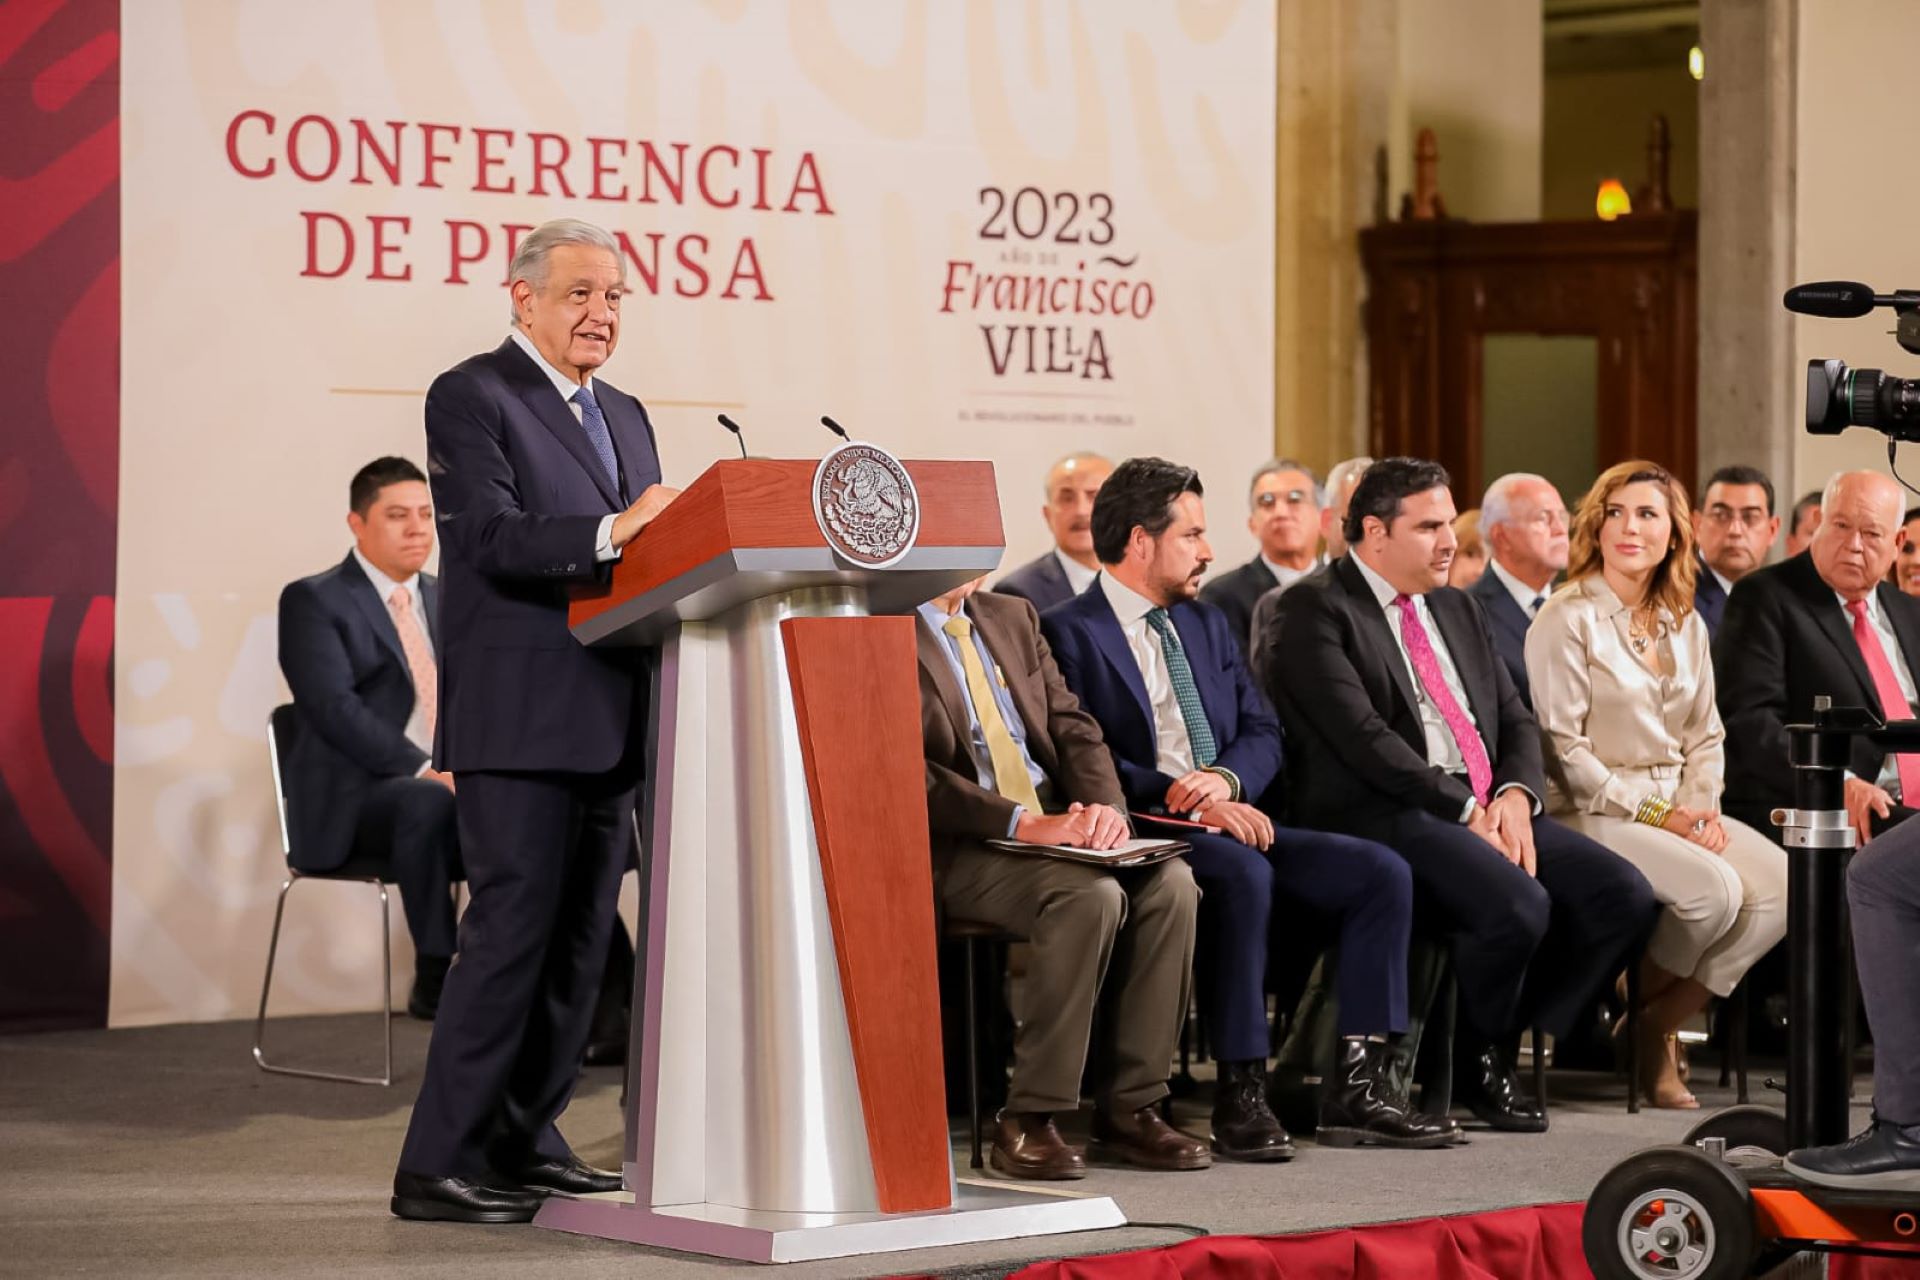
942,615,1044,813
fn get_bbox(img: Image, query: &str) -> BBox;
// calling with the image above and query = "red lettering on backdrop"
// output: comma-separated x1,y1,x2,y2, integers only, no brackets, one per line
472,128,517,194
301,211,354,278
529,132,574,197
351,119,405,186
367,216,412,280
445,220,488,284
697,145,739,209
784,151,832,214
723,239,773,302
226,109,275,178
586,137,628,201
286,114,341,182
417,122,461,189
636,141,687,204
673,234,709,298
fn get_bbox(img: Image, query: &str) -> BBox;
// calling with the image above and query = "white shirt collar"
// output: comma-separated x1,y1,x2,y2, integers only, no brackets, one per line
1259,552,1313,586
352,547,420,606
1838,589,1882,623
1349,550,1405,610
1053,547,1098,594
509,327,595,403
1710,566,1734,596
1098,571,1160,627
1488,557,1550,618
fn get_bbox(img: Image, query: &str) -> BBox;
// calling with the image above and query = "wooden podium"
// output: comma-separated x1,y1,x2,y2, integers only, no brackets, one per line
535,457,1124,1263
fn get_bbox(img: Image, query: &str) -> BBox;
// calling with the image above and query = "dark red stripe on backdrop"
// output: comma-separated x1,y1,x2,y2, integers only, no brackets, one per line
0,0,120,1031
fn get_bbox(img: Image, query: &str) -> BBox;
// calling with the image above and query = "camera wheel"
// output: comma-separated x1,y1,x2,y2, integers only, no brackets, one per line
1584,1145,1757,1280
1683,1105,1789,1158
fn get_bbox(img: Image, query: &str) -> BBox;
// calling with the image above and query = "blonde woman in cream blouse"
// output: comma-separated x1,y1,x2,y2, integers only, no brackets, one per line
1526,461,1786,1109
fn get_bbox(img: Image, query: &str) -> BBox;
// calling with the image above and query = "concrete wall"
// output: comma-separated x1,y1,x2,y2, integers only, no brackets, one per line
1389,0,1542,222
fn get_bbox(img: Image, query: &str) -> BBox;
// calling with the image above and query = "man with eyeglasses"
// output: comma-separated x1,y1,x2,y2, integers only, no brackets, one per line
1467,474,1569,709
1692,465,1781,638
1200,458,1324,661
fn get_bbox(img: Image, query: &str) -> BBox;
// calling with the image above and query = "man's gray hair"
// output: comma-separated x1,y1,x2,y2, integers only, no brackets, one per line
1823,469,1905,524
507,218,624,324
1481,472,1549,531
1325,456,1374,502
1042,451,1111,498
1248,458,1324,508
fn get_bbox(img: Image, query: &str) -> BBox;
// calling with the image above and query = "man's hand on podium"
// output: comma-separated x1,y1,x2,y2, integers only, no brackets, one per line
610,483,683,551
1016,802,1128,850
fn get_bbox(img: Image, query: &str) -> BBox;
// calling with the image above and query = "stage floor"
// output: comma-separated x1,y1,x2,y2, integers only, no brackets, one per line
0,1015,1872,1278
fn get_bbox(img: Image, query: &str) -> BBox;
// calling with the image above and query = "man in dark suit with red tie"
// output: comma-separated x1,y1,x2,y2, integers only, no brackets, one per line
391,219,680,1225
1265,458,1656,1133
278,456,459,1020
1045,459,1456,1160
1718,470,1920,845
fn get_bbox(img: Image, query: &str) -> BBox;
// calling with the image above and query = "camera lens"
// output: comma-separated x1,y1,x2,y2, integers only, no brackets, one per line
1807,359,1920,439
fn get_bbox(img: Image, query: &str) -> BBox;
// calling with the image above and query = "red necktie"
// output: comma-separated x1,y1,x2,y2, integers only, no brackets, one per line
1846,598,1920,800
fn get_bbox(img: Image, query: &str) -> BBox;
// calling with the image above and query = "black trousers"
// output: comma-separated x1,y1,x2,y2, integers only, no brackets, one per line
346,777,461,960
397,766,636,1179
1341,807,1658,1043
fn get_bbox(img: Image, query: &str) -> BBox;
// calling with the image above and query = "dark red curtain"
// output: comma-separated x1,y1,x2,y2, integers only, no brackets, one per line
0,0,120,1031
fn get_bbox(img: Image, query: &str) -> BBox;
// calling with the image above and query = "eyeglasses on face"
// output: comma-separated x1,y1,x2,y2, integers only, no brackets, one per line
1703,506,1770,529
1255,489,1315,510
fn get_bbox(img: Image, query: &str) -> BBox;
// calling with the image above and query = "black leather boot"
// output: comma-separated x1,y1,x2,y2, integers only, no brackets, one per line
1316,1040,1458,1150
1210,1061,1295,1161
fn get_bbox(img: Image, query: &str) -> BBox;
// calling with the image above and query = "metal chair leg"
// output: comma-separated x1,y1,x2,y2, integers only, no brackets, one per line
1625,962,1641,1114
1732,979,1751,1104
965,936,983,1171
253,875,394,1086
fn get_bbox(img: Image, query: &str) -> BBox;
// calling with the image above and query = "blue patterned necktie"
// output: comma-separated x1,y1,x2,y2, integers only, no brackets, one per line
569,385,622,496
1144,607,1217,767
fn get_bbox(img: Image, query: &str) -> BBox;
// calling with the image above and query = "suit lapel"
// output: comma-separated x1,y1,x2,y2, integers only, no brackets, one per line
496,339,624,511
1878,584,1920,708
339,553,407,669
973,604,1056,774
1040,554,1070,600
1788,556,1876,703
1429,590,1496,732
597,385,662,499
915,619,972,754
1336,558,1419,718
1082,589,1157,735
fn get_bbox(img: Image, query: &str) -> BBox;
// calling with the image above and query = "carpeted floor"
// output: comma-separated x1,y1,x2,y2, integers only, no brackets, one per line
0,1015,1866,1278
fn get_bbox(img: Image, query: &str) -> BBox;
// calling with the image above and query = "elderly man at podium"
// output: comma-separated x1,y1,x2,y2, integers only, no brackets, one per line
918,576,1208,1180
391,218,680,1225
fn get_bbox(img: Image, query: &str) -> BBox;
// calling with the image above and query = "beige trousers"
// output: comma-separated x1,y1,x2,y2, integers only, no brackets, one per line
936,848,1198,1115
1558,811,1787,996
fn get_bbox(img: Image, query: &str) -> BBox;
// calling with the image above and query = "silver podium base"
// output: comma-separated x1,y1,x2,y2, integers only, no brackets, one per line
534,1179,1127,1264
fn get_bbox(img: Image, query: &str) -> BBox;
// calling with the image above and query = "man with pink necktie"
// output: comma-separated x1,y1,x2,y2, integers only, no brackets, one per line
1264,458,1657,1134
1718,470,1920,846
278,456,461,1020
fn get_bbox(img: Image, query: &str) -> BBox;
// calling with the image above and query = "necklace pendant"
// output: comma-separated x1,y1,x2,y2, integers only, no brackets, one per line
1632,635,1649,654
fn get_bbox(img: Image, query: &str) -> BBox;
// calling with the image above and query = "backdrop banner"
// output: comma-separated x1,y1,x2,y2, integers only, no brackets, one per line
113,0,1277,1026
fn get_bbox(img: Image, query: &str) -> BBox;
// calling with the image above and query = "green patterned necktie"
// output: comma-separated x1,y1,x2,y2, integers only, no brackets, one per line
1144,607,1218,768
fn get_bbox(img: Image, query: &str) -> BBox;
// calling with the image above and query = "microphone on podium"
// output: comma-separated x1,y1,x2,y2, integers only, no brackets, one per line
821,415,853,443
717,413,749,458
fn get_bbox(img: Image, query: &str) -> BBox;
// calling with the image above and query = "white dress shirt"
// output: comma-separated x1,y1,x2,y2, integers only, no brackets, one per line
353,548,435,764
1489,556,1551,620
1053,548,1098,596
1097,573,1198,776
1838,589,1919,798
508,327,622,562
1259,553,1313,593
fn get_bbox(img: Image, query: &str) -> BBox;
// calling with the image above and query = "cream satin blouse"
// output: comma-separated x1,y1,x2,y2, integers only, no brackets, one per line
1524,575,1725,817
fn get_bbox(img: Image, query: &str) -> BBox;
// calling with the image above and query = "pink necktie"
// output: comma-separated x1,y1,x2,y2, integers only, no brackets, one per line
1846,598,1920,801
1394,594,1492,804
388,586,437,741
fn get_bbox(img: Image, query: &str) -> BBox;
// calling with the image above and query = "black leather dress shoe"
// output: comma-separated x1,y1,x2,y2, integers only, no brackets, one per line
1211,1061,1296,1161
406,957,449,1022
391,1172,541,1223
1786,1120,1920,1190
501,1154,624,1196
1460,1044,1547,1133
1316,1040,1459,1150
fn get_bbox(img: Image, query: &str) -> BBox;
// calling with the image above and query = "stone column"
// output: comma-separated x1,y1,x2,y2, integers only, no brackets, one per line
1696,0,1798,492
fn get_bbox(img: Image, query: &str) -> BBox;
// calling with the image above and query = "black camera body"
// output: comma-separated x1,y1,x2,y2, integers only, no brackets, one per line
1789,280,1920,439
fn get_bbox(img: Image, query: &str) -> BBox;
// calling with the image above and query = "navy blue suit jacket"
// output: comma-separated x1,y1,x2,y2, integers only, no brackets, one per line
277,553,439,871
425,338,662,773
994,551,1079,614
1693,554,1728,638
1468,569,1536,709
1041,582,1283,815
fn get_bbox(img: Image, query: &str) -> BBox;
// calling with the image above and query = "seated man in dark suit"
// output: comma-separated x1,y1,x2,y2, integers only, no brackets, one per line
278,456,460,1019
1719,470,1920,844
920,577,1206,1178
994,452,1112,612
1045,458,1455,1159
1465,473,1567,709
1200,458,1322,661
1265,457,1657,1133
1691,464,1780,638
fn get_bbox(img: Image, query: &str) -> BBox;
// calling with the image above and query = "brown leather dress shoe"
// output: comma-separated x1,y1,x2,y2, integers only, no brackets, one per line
988,1110,1086,1180
1090,1104,1213,1171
